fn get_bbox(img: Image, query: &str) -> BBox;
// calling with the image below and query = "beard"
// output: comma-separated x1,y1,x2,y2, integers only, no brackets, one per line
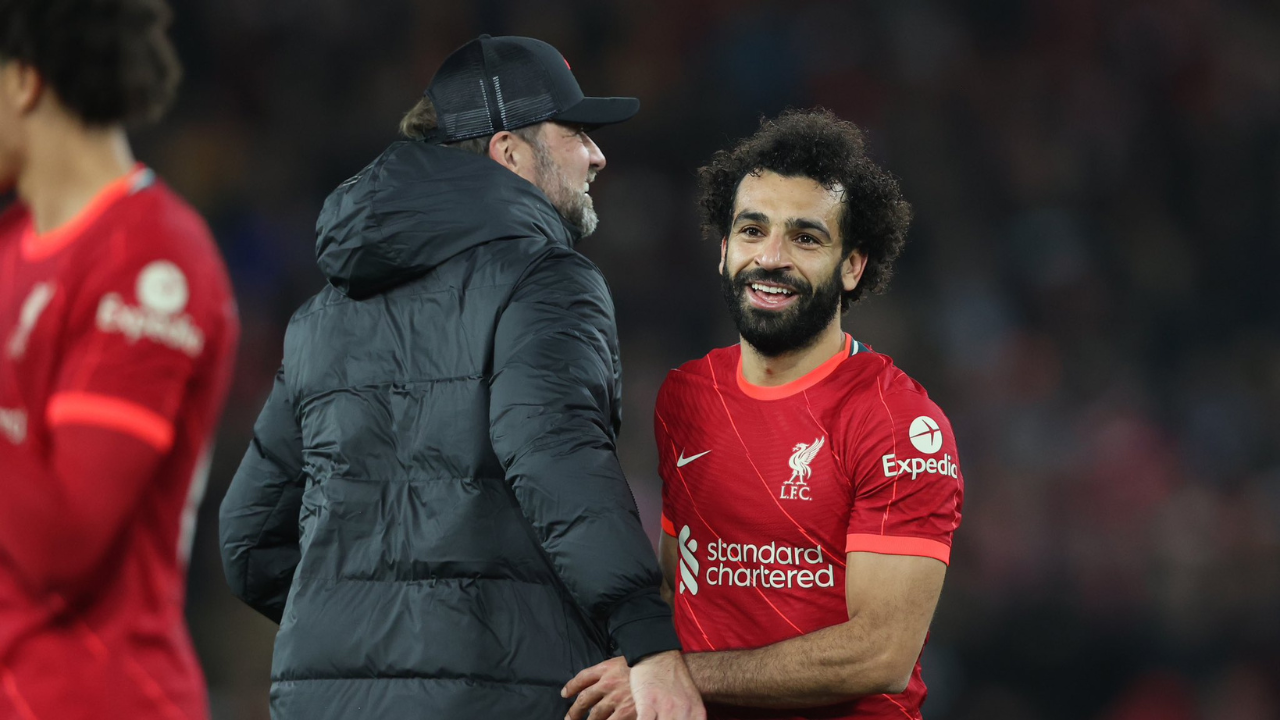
530,140,598,237
720,262,843,358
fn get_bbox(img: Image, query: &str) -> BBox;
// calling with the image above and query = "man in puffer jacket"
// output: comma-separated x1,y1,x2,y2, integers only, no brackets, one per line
218,35,703,720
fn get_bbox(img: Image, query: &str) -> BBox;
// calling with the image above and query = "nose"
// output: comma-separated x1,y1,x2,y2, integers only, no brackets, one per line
585,134,606,172
754,231,791,271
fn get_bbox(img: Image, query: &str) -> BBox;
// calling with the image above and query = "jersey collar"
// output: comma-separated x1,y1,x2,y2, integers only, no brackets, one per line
736,333,858,401
20,164,151,262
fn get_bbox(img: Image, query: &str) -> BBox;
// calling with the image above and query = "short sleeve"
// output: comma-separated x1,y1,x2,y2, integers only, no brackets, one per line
845,389,964,565
49,229,234,450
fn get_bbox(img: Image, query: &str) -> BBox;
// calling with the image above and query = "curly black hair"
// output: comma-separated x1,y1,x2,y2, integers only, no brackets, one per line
698,108,912,308
0,0,181,126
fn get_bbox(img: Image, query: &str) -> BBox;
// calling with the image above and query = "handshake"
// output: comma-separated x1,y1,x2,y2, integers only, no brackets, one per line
561,651,705,720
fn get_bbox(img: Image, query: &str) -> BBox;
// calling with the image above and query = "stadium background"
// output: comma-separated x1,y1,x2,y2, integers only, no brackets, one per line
134,2,1279,718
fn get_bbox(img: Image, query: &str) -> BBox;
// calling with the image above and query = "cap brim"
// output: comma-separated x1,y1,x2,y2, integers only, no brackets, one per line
553,97,640,128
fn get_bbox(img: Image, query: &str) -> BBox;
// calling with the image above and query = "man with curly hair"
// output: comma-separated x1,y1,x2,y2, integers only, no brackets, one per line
0,2,237,719
564,109,964,720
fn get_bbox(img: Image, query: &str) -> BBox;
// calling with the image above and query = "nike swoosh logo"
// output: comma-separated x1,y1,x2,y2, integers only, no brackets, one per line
676,450,711,468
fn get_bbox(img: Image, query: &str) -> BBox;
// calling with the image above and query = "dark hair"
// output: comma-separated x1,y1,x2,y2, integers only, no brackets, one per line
400,95,542,154
698,109,912,308
0,0,182,126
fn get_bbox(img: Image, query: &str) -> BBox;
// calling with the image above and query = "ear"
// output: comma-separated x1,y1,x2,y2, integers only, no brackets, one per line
488,127,542,186
487,131,520,171
841,250,867,294
718,238,727,275
1,62,43,114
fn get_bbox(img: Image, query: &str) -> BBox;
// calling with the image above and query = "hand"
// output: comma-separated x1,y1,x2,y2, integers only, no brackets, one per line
629,650,705,720
562,656,634,720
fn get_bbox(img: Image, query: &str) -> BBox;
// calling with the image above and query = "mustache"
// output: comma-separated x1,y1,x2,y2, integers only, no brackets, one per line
731,268,813,296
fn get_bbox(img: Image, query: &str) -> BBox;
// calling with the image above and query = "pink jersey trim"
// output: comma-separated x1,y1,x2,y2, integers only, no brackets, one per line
736,334,852,401
46,391,174,452
846,533,951,565
661,513,676,537
20,165,146,263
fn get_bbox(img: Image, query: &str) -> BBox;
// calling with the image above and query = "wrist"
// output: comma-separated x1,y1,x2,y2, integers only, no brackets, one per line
606,589,681,665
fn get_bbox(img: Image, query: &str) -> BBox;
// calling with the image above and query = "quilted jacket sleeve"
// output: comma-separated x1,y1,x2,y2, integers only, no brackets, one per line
218,366,305,623
489,247,680,665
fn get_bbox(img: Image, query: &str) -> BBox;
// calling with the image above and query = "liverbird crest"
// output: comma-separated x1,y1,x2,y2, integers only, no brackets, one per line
786,437,825,485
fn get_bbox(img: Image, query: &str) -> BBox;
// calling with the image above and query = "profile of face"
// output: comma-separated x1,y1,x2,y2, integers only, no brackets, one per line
525,122,606,237
719,171,864,358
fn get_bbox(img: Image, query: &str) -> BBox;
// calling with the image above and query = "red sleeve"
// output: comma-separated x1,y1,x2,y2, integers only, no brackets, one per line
844,388,964,565
654,378,679,538
0,227,233,601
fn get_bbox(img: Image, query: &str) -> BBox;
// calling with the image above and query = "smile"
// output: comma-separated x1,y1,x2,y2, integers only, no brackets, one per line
746,282,799,310
751,283,793,296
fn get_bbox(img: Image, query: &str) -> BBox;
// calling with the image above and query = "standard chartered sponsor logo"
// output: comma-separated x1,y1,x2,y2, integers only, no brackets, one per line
677,525,700,595
677,525,835,593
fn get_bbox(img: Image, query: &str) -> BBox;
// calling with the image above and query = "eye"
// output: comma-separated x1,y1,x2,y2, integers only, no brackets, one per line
740,226,764,237
795,233,819,245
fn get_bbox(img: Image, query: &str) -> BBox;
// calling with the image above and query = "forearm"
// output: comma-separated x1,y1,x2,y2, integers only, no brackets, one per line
684,619,905,708
0,436,151,598
0,450,75,593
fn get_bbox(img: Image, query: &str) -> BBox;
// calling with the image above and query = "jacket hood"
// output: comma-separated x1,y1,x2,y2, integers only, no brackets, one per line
316,140,577,299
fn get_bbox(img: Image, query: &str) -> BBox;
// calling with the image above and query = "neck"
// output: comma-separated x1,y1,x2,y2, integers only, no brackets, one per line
16,112,135,235
740,320,847,387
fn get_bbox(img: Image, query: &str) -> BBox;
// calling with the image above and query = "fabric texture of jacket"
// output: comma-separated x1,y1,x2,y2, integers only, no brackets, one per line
218,140,678,719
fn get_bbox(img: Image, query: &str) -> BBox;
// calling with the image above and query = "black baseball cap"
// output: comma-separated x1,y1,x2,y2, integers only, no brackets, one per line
421,35,639,144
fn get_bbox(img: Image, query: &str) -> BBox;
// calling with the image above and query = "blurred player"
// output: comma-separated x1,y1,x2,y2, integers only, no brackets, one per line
565,110,963,719
0,1,238,719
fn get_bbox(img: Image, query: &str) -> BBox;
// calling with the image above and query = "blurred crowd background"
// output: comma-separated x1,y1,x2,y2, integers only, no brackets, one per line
131,1,1280,718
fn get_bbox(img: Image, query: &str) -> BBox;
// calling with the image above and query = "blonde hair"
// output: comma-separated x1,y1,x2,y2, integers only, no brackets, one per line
399,95,541,154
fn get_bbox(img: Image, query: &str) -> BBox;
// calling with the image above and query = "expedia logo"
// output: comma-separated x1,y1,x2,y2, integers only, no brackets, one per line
881,415,958,480
881,453,960,480
677,525,835,593
94,261,204,358
909,416,943,453
97,293,204,357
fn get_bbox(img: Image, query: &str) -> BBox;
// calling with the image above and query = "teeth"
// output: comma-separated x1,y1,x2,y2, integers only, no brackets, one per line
752,283,793,295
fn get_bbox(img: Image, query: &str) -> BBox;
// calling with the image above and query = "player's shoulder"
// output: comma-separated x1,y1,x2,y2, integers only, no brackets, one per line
74,172,236,340
674,343,738,378
84,171,232,298
658,344,739,400
114,171,220,262
836,344,949,417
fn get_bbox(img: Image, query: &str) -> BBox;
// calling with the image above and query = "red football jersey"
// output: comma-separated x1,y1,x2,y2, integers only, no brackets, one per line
0,167,238,720
657,335,963,720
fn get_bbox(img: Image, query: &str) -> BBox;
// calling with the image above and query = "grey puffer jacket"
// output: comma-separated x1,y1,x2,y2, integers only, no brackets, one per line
218,140,678,719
